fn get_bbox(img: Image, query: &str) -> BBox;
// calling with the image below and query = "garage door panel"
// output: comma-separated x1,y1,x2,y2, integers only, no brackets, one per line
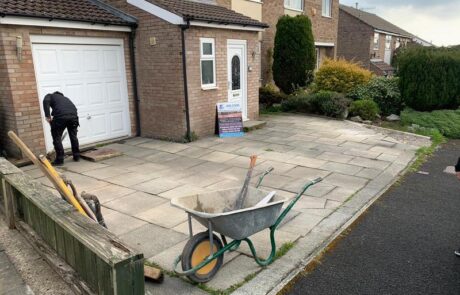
110,111,124,133
61,50,81,74
103,49,120,73
35,49,59,75
32,41,131,152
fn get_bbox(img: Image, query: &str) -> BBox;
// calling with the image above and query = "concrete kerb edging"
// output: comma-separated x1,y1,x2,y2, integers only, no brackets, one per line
347,121,432,141
232,153,419,295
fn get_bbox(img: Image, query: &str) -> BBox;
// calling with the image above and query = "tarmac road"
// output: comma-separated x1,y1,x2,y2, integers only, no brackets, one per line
284,140,460,295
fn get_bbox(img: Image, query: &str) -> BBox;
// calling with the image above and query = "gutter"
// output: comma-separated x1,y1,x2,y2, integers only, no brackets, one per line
180,20,192,142
129,25,142,136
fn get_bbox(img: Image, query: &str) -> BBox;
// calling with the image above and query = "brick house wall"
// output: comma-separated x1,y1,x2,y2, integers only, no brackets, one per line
185,27,260,136
336,9,373,69
103,0,188,141
0,25,136,158
260,0,339,84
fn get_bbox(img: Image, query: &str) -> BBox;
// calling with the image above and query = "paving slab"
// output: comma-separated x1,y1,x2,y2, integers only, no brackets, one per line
279,213,325,236
103,210,148,236
134,177,182,195
105,171,157,187
104,191,167,215
237,229,301,258
320,162,363,176
89,184,136,204
199,151,239,163
136,202,188,228
120,224,187,258
145,276,208,295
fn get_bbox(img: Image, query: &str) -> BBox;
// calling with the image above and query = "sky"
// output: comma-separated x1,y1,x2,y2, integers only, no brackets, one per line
339,0,460,46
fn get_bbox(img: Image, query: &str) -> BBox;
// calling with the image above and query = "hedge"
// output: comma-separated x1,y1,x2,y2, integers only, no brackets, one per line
273,15,315,94
396,47,460,111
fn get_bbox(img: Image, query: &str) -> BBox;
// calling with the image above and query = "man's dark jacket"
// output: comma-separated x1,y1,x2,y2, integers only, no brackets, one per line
43,92,78,119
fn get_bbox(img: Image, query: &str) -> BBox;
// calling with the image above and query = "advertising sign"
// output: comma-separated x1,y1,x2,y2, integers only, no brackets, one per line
216,102,244,138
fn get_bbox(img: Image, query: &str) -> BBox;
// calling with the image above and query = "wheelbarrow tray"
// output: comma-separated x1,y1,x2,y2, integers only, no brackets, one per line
171,187,288,240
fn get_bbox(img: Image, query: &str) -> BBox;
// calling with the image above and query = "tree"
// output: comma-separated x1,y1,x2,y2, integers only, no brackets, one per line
273,15,315,94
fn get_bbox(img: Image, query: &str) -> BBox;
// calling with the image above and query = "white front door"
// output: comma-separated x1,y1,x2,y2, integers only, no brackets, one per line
31,37,131,152
384,35,392,64
227,40,247,120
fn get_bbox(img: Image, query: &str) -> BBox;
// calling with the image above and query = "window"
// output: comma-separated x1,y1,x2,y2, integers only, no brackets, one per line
315,48,320,70
385,35,392,50
322,0,332,17
395,38,401,49
200,38,216,88
284,0,303,11
373,33,380,50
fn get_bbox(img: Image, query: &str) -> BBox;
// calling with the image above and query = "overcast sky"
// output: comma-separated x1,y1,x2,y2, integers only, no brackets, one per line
339,0,460,46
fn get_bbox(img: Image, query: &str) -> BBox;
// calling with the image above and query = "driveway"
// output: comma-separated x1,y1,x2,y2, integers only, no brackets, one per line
21,114,430,294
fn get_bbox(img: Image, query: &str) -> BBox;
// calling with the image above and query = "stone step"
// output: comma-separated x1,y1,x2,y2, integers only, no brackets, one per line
243,120,266,132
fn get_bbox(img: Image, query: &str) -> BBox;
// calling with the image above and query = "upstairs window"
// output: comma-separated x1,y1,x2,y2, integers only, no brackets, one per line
373,33,380,50
322,0,332,17
284,0,303,11
200,38,216,88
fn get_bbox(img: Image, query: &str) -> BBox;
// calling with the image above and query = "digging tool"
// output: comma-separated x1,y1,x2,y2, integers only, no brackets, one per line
8,131,96,221
234,155,257,210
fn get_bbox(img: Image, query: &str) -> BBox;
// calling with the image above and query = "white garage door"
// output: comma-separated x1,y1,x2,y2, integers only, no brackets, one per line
31,36,131,152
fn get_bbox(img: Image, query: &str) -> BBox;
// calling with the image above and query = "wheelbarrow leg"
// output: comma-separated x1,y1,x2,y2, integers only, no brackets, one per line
208,220,214,257
188,213,193,238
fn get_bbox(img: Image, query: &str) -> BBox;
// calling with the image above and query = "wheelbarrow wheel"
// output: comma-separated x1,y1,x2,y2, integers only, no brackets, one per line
182,231,224,283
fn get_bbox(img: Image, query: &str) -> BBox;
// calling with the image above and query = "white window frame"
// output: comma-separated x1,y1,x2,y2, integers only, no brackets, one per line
385,35,392,50
315,48,320,70
284,0,304,12
373,32,380,50
322,0,332,17
200,38,216,89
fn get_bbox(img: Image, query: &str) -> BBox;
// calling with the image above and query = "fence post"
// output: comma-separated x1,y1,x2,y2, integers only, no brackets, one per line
2,178,16,229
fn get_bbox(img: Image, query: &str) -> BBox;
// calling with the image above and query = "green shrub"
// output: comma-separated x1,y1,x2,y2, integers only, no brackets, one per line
401,108,460,138
259,84,287,106
349,100,380,121
273,15,316,94
348,77,402,116
397,47,460,111
281,91,350,119
314,59,373,94
281,93,313,112
310,91,351,118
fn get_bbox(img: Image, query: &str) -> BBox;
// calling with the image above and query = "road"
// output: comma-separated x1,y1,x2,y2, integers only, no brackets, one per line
284,140,460,295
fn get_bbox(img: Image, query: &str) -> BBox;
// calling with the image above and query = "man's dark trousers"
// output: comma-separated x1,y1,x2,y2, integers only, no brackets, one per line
51,115,80,162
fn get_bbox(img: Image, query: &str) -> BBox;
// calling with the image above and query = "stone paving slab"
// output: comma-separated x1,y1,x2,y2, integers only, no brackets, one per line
19,114,429,294
0,251,33,295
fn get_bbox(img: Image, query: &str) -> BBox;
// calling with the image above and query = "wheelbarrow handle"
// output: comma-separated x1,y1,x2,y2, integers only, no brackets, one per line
256,166,275,188
271,177,323,230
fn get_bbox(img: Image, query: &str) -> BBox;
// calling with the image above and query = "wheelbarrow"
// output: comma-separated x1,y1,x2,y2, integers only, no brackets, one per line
171,168,323,283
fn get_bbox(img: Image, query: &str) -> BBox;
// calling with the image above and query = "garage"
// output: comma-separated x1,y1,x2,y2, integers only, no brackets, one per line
31,36,132,152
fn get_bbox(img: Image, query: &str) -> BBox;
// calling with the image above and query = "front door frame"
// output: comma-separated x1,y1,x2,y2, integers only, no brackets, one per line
227,39,248,120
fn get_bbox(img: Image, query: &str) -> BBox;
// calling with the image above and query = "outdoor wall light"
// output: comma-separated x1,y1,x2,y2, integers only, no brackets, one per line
16,36,23,62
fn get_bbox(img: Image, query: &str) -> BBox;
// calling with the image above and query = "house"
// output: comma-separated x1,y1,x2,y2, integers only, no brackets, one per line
215,0,339,84
0,0,138,158
337,5,413,76
0,0,267,158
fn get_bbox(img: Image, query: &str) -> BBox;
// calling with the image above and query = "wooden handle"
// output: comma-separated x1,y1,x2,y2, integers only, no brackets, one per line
249,155,257,169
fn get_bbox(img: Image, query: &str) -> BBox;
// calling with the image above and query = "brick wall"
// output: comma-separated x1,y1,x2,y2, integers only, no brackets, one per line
336,9,373,69
260,0,339,84
185,27,260,137
0,25,135,158
103,0,188,141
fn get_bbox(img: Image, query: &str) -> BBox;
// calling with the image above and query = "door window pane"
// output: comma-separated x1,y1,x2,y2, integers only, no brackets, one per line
201,60,214,85
231,55,240,90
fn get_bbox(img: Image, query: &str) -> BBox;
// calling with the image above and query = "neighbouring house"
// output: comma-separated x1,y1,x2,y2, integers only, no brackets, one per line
0,0,138,158
337,5,413,76
0,0,267,159
217,0,339,84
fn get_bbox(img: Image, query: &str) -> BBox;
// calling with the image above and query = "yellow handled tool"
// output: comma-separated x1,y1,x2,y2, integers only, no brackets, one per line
8,131,96,221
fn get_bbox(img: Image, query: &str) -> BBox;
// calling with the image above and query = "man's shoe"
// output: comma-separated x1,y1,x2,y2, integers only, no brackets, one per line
73,156,80,162
455,249,460,257
52,160,64,166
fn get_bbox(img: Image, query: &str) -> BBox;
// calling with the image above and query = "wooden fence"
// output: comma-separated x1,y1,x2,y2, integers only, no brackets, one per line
0,158,144,294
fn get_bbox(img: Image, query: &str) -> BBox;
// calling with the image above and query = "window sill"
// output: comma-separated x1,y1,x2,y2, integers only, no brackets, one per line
201,86,218,91
321,15,332,19
284,7,304,13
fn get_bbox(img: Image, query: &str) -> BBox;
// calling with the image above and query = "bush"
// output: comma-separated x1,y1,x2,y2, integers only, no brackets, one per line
401,108,460,138
314,59,373,94
348,77,403,116
259,84,287,106
349,100,380,121
273,15,316,94
310,91,351,118
281,93,313,112
396,47,460,111
281,91,350,118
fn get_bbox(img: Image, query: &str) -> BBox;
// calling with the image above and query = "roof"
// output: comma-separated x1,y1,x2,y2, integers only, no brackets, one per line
340,5,412,38
371,60,395,73
0,0,137,26
148,0,268,28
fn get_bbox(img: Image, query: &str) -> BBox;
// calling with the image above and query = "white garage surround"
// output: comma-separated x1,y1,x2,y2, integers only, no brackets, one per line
30,35,132,152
